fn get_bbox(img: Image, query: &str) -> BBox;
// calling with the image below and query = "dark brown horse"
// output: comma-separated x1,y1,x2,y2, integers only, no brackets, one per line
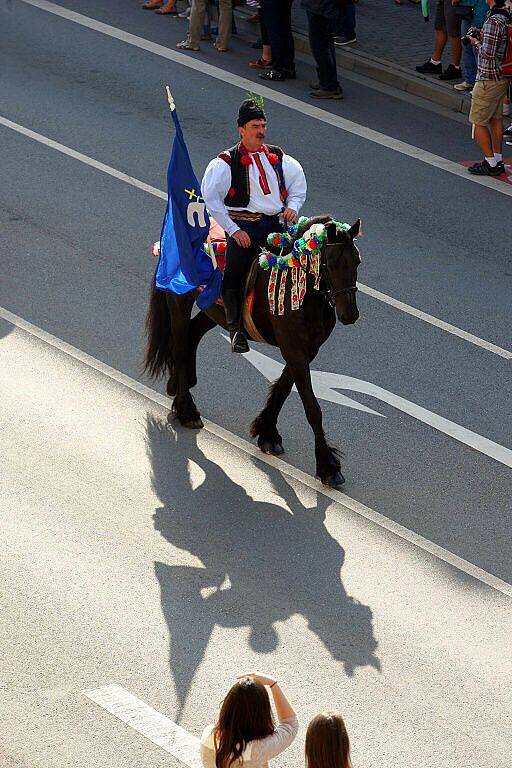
144,216,361,487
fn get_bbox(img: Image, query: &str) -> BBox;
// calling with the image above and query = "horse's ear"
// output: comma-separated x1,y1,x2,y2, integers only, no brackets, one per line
349,218,362,239
326,221,338,241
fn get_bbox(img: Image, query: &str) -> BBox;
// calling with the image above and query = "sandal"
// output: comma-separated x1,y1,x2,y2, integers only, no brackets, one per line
155,2,178,14
177,39,200,50
249,57,273,69
214,41,229,51
142,0,162,8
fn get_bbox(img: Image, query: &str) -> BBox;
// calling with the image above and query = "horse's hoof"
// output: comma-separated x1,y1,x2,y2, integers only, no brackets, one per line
181,417,204,429
322,471,345,488
260,441,284,456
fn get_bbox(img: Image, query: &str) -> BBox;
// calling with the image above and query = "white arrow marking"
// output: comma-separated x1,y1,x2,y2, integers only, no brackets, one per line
238,343,512,469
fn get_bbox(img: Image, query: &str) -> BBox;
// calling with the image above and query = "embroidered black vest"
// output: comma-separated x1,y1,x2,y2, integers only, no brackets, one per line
218,143,287,208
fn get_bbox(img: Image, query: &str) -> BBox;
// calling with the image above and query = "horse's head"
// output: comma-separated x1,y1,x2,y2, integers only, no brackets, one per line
323,219,361,325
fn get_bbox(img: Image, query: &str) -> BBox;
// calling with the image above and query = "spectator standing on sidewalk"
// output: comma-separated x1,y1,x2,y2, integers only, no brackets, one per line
302,0,344,98
334,0,357,46
259,0,296,81
177,0,233,50
454,0,489,91
416,0,462,81
467,0,511,175
200,673,298,768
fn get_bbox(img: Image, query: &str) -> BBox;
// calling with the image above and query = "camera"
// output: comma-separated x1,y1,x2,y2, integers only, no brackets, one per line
462,27,480,46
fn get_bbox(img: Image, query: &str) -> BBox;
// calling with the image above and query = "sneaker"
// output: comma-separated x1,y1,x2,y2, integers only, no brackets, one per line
495,160,506,174
454,80,474,91
333,35,356,46
503,124,512,137
416,59,442,75
439,64,462,81
467,160,502,176
178,8,190,17
310,87,344,100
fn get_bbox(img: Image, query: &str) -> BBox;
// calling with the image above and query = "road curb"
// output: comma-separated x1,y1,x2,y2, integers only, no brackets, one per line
236,10,471,114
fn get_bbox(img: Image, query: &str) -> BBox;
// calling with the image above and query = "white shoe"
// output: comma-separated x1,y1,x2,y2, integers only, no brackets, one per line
178,8,190,17
454,81,474,91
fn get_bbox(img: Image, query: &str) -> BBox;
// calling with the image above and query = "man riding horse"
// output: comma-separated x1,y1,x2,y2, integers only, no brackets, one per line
201,98,307,353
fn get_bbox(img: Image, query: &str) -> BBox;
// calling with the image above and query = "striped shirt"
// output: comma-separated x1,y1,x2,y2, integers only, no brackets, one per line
476,11,510,81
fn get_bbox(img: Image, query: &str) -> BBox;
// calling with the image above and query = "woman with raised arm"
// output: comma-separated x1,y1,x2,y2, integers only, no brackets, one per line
305,713,352,768
200,672,298,768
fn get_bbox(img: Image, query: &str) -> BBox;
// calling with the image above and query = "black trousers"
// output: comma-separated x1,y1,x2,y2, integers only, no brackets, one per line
222,215,281,292
260,0,295,72
306,11,340,92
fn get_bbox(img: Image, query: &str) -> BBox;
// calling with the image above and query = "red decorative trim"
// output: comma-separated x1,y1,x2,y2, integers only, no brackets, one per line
218,152,231,165
228,187,236,198
253,152,271,195
241,154,253,166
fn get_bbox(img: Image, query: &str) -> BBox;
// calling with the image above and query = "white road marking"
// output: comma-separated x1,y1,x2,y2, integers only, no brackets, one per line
0,115,167,201
1,115,510,361
83,684,201,767
1,305,511,598
238,342,512,469
18,0,512,200
357,284,512,360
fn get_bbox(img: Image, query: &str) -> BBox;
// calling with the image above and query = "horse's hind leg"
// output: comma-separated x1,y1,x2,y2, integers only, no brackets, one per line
285,353,344,487
250,364,294,455
167,293,203,428
166,310,215,397
186,311,216,389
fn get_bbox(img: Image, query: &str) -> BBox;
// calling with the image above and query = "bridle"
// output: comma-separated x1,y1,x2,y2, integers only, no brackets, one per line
320,242,358,308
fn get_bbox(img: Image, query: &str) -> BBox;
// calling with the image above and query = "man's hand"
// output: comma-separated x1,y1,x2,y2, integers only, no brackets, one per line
282,208,298,224
232,229,251,248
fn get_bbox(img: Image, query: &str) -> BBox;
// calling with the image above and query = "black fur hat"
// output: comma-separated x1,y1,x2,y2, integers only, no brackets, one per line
237,98,266,126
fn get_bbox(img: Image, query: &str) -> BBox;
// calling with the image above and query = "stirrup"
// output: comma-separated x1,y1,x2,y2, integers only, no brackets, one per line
230,330,249,354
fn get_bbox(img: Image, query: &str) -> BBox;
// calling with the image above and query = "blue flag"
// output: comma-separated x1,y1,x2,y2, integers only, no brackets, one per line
155,106,222,309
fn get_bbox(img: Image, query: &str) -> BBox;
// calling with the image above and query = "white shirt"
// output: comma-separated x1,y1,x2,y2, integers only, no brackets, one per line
201,150,307,237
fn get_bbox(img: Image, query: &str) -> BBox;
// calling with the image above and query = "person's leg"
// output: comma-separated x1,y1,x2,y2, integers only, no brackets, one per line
474,124,494,157
307,12,341,93
489,117,504,155
186,0,207,46
281,0,295,72
216,0,232,50
260,0,282,69
339,0,356,39
460,20,477,84
222,236,256,351
433,28,447,61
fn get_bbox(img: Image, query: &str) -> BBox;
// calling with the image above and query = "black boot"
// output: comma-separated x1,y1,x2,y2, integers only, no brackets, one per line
223,288,250,354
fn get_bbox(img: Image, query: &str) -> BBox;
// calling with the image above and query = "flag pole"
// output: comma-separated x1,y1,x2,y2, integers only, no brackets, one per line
164,86,217,270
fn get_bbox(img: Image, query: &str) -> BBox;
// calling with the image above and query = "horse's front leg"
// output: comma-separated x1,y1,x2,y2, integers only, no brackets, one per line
250,364,294,455
286,355,344,488
167,293,203,429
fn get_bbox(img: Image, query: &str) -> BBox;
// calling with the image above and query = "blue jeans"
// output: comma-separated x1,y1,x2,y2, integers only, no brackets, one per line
461,19,477,85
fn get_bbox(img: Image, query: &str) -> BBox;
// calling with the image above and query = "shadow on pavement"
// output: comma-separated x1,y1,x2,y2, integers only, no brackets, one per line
145,413,380,719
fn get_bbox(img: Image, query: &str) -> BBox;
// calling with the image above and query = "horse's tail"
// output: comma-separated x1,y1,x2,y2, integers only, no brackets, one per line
143,279,173,380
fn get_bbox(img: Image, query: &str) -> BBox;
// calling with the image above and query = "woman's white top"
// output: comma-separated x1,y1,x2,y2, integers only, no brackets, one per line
201,153,307,237
199,716,299,768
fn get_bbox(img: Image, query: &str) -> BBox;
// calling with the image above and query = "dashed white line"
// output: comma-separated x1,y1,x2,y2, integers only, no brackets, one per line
1,115,510,361
2,305,511,598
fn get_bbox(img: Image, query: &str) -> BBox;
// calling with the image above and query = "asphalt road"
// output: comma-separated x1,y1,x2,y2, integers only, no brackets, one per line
1,1,511,766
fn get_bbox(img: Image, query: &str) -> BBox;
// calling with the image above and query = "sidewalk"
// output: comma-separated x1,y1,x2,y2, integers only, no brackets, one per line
238,0,473,113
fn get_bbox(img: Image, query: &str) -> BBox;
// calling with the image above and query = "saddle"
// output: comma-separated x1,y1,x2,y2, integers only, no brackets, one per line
151,218,267,343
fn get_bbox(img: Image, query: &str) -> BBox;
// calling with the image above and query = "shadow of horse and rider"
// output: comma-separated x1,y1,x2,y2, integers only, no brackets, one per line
146,413,380,720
